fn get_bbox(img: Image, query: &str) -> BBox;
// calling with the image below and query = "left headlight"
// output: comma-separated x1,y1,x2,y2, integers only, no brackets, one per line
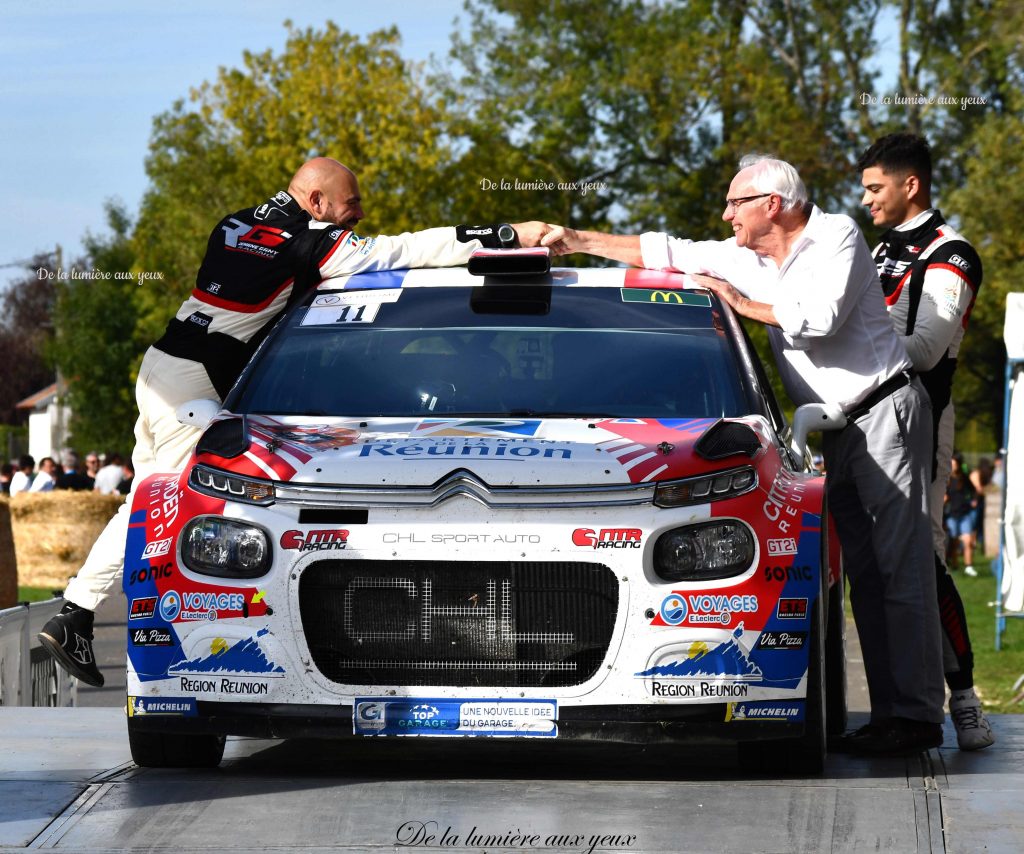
181,517,271,578
653,521,755,582
653,466,756,507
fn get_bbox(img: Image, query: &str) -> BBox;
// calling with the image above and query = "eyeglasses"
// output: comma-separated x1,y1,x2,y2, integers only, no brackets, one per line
725,193,772,212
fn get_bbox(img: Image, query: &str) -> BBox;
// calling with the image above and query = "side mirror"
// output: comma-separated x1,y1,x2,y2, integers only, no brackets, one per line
790,402,847,463
175,399,221,430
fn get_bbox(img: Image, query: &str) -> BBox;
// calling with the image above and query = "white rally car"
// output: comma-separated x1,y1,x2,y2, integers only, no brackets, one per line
124,256,846,773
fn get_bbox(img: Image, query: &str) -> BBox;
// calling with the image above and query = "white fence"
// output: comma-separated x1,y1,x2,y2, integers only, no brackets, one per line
0,599,77,707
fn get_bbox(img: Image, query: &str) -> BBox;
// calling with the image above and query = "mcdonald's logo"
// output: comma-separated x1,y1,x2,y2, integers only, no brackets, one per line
650,290,683,304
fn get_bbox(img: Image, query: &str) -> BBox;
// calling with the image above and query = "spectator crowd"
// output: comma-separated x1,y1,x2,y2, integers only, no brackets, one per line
0,451,134,496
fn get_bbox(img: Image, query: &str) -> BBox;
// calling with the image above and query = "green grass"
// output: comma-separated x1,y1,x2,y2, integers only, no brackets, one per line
844,553,1024,715
16,585,63,604
959,554,1024,714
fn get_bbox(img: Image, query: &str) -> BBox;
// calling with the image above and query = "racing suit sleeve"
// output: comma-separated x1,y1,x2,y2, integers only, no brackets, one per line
901,251,978,370
317,226,481,280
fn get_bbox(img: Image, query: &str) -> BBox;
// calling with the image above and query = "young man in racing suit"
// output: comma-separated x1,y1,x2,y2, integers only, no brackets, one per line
857,133,994,750
39,157,546,687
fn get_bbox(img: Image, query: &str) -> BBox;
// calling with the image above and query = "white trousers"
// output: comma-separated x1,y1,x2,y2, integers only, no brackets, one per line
63,348,218,611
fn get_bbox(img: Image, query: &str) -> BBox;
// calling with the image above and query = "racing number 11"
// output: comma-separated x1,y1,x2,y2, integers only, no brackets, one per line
334,304,367,323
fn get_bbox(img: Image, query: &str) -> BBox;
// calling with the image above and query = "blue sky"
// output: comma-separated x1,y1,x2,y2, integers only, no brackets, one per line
0,0,466,289
1,2,899,292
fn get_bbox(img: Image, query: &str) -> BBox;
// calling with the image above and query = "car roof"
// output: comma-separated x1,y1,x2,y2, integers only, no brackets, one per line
317,266,705,292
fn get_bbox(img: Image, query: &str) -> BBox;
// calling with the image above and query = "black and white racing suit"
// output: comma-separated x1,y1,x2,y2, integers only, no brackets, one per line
873,208,982,688
64,190,505,610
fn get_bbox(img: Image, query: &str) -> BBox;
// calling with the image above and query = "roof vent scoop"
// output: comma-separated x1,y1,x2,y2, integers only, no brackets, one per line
693,420,762,460
196,417,249,459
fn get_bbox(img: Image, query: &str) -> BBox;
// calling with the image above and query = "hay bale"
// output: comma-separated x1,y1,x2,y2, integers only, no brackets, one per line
0,498,16,608
9,492,125,590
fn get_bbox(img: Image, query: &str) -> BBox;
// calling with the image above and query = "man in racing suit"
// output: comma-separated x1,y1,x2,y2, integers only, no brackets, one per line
857,133,993,749
39,157,546,686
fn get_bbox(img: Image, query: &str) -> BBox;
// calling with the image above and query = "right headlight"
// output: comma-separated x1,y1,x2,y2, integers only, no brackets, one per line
189,464,275,505
653,521,755,582
181,517,271,579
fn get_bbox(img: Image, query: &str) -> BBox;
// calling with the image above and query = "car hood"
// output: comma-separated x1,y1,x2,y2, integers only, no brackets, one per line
200,415,770,487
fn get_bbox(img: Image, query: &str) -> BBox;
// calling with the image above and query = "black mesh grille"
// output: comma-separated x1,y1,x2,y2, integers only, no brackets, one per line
299,560,619,687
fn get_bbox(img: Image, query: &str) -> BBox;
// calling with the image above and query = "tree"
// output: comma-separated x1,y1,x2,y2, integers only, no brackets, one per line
887,0,1024,447
133,22,471,344
51,202,139,453
0,253,57,424
446,0,883,242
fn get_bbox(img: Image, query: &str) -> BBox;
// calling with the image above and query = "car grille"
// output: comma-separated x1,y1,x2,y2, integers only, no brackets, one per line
299,560,619,688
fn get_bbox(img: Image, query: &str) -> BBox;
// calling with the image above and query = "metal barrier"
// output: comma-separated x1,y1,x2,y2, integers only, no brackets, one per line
0,599,76,707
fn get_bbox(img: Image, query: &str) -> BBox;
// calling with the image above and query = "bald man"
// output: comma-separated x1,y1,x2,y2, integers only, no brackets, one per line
40,158,545,686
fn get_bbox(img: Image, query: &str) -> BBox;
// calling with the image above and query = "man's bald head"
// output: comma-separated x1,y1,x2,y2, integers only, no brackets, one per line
287,157,364,230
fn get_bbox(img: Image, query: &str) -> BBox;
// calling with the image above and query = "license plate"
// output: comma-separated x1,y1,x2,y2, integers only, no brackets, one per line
353,698,557,737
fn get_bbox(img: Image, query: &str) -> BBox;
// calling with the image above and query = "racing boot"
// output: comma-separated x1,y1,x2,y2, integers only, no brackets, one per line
949,688,995,750
38,602,104,688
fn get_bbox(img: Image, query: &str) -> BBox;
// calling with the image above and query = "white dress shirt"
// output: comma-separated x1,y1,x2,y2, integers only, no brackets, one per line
9,470,31,495
640,205,911,409
28,471,55,492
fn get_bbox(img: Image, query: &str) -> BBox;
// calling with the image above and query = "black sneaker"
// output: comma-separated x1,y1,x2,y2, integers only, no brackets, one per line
828,722,883,754
38,603,104,688
847,717,943,756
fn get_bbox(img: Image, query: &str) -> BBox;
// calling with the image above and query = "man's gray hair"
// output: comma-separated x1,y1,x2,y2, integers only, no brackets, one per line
737,154,808,212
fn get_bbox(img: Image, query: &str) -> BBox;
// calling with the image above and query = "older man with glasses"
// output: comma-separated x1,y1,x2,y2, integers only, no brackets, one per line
541,154,945,755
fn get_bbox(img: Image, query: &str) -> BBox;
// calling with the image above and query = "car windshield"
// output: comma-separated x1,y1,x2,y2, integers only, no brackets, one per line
228,285,749,419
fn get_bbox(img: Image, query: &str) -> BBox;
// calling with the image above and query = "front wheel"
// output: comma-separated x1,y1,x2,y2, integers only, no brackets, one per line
127,719,225,768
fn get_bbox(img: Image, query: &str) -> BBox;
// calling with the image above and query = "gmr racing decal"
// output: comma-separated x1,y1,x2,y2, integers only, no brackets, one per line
280,529,348,551
572,528,642,549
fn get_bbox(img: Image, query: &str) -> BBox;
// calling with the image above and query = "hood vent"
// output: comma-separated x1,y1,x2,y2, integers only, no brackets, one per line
694,420,761,460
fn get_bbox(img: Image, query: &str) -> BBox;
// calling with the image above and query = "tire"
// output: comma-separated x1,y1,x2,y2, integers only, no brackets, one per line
128,720,225,768
825,575,848,736
738,602,826,775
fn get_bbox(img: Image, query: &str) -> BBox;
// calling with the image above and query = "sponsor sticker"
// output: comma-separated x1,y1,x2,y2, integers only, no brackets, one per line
280,529,348,551
619,288,711,307
777,597,809,620
301,288,402,326
755,630,807,651
762,565,812,583
572,528,642,549
128,562,173,585
358,438,573,461
129,597,157,620
127,696,197,716
142,537,173,559
655,592,758,627
728,700,805,721
766,537,798,557
158,590,246,623
131,627,175,647
353,698,557,737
